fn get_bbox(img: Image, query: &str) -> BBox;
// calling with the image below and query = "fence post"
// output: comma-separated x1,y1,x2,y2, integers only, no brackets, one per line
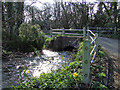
87,26,89,36
95,33,98,54
62,28,65,36
99,27,101,36
97,27,99,36
50,28,52,37
83,27,86,38
114,27,116,34
82,39,90,84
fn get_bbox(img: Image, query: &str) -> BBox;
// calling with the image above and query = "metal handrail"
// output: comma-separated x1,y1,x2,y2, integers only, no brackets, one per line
87,30,95,36
87,29,98,63
90,44,97,56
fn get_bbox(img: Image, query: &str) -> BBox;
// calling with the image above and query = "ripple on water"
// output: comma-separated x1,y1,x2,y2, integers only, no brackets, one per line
27,49,72,78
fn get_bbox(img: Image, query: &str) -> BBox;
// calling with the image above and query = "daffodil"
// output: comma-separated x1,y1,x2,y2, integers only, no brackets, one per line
73,72,78,77
26,70,30,73
23,70,26,73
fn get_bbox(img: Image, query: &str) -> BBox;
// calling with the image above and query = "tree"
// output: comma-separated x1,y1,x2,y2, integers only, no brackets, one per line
16,2,24,35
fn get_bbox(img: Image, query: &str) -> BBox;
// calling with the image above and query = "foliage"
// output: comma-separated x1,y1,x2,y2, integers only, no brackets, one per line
2,29,23,51
43,35,63,49
43,37,53,49
11,41,109,89
68,61,82,73
98,72,106,78
75,42,83,61
3,23,46,52
98,49,107,58
92,81,108,89
19,23,46,52
12,61,82,89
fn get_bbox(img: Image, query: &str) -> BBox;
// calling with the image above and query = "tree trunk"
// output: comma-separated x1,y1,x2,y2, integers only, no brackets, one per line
16,2,24,35
7,2,13,40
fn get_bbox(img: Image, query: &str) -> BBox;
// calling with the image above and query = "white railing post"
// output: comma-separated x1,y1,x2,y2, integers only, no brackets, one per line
82,39,90,84
62,28,65,36
95,33,98,53
87,27,89,36
99,27,101,36
83,27,86,38
50,28,52,37
97,27,99,36
114,27,116,34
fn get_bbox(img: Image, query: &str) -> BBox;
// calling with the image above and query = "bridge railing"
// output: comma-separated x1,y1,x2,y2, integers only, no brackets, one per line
50,27,99,85
82,27,98,84
50,28,83,37
89,27,117,36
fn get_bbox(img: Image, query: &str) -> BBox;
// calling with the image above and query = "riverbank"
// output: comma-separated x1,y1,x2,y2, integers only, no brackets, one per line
2,49,73,88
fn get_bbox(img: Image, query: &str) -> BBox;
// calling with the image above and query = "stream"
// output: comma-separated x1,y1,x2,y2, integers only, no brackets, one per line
2,49,73,88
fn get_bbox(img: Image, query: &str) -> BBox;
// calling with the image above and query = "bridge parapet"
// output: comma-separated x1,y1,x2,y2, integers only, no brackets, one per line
48,36,83,51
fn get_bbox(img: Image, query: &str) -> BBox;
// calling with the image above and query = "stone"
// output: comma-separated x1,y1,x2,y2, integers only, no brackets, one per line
48,36,83,51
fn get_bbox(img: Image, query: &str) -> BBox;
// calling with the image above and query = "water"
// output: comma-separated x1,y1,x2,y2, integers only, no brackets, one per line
27,49,72,77
2,49,73,88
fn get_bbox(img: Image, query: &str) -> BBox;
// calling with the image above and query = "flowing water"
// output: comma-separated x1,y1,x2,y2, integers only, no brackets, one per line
2,49,73,88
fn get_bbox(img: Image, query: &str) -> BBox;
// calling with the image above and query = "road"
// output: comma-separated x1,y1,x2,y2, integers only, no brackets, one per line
98,37,120,59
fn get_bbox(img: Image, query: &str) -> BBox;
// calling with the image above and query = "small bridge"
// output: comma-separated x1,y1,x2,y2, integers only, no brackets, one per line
48,36,83,51
48,28,84,51
48,27,99,84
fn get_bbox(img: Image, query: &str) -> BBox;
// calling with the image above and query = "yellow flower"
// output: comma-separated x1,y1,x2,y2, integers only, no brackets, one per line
73,72,78,77
26,70,30,73
23,70,26,73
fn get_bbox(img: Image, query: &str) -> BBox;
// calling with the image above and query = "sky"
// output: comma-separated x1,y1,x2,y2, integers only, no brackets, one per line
24,0,120,12
24,0,99,12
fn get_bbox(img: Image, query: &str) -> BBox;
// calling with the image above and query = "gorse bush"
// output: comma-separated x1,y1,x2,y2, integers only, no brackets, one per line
19,23,46,52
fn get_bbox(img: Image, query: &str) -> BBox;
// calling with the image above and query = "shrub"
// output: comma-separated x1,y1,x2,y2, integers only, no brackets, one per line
19,23,46,52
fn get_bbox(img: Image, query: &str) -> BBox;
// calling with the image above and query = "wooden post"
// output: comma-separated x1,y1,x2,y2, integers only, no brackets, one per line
83,27,86,38
99,27,101,36
114,27,116,34
95,33,98,54
87,26,89,36
62,28,65,36
97,27,99,36
82,39,90,84
50,28,52,37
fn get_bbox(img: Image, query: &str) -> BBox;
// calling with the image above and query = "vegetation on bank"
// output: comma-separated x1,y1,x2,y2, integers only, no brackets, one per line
3,23,46,53
2,1,119,89
11,41,108,89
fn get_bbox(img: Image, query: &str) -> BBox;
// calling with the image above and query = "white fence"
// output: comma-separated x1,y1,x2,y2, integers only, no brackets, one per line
50,27,99,84
82,27,98,84
89,27,117,36
50,28,83,37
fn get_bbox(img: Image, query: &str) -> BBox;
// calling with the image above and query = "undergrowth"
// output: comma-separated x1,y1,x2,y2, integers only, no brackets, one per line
10,42,108,89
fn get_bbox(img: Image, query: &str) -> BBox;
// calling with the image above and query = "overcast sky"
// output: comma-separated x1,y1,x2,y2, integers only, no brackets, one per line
25,0,100,12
